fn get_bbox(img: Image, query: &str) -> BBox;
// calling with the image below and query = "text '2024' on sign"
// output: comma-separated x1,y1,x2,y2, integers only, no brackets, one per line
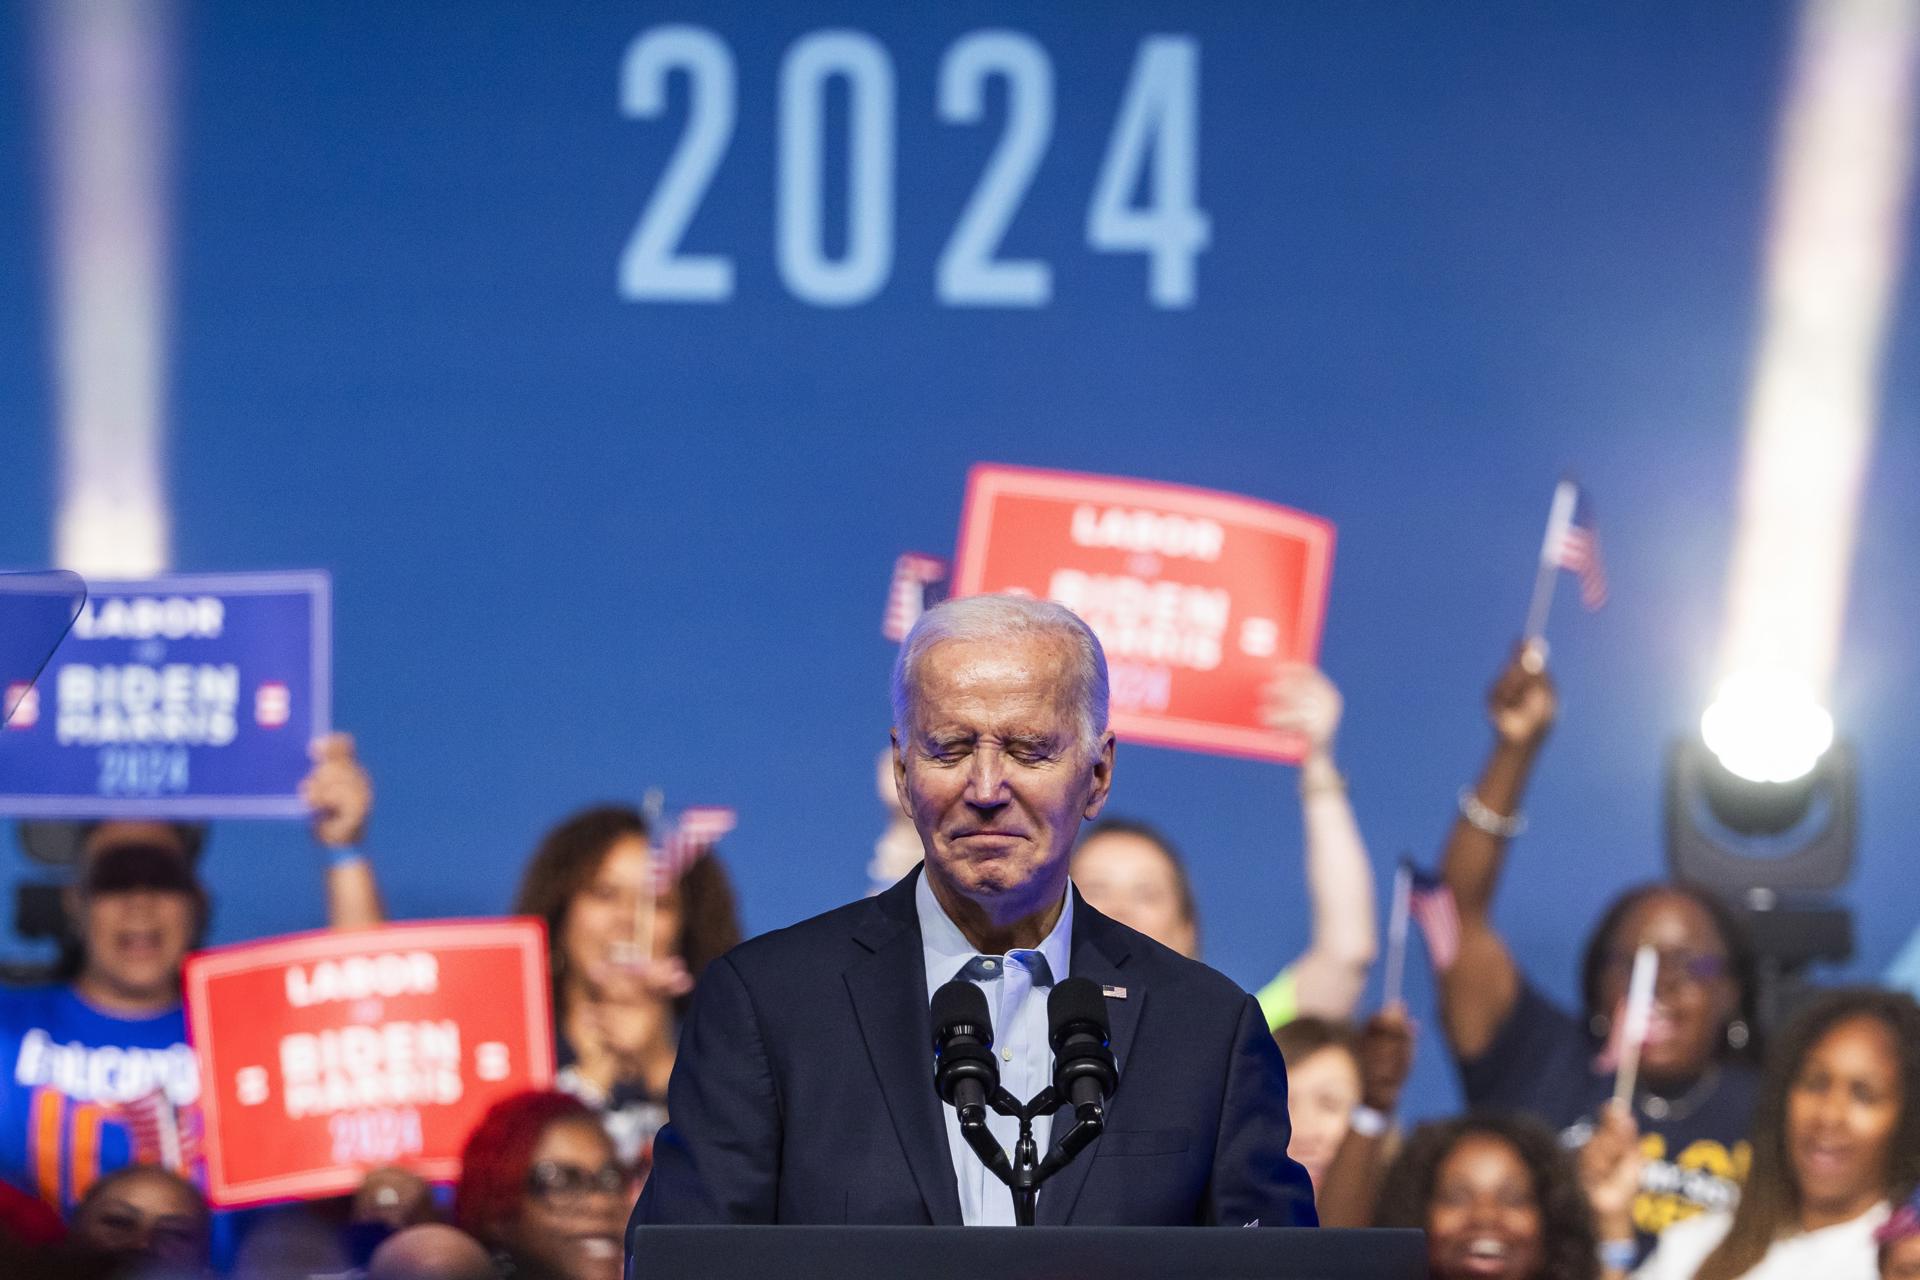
619,28,1209,309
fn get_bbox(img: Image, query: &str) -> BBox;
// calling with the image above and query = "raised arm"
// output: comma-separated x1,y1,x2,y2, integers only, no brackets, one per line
301,732,386,929
1437,645,1555,1059
1314,1003,1415,1227
1261,666,1377,1022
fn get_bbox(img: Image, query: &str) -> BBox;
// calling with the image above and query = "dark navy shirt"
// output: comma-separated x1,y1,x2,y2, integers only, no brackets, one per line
1458,980,1758,1257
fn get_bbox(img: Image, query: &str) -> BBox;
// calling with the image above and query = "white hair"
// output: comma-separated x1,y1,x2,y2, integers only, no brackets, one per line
890,594,1109,751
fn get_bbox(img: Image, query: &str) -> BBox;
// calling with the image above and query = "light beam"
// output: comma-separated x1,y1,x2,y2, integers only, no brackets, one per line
1711,0,1920,782
38,0,176,577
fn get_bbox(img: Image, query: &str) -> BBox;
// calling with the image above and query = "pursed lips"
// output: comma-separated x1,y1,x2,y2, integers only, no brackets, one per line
949,829,1026,844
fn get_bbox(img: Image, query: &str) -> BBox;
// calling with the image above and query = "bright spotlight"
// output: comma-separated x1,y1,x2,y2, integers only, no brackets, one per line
1700,669,1835,784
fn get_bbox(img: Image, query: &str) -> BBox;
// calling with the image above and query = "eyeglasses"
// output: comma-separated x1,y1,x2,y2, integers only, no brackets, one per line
526,1161,627,1207
1600,948,1730,987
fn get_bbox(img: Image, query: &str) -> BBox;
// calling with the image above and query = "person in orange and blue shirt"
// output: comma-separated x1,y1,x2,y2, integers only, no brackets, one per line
0,734,381,1218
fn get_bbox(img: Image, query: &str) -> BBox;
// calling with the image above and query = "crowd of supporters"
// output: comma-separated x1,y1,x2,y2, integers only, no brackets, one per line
2,642,1918,1279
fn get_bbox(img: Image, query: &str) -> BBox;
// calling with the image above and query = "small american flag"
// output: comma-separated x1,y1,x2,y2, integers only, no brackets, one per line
882,553,949,642
115,1088,186,1171
653,806,737,889
1540,480,1608,611
1405,861,1461,972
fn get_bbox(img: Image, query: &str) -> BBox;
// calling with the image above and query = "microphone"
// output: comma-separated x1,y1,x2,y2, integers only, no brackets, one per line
931,980,999,1117
1047,977,1118,1112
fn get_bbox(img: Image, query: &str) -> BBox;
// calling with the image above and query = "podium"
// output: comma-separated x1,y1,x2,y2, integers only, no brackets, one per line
627,1225,1427,1279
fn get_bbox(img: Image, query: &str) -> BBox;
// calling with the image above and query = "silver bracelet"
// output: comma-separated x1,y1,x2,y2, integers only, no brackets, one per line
1348,1104,1391,1138
1596,1239,1637,1271
1458,786,1527,839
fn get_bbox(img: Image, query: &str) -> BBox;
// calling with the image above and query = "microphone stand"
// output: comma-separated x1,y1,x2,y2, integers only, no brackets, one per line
967,1085,1106,1226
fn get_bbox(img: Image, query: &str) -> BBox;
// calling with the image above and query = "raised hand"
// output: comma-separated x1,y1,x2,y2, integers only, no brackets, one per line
301,732,373,848
605,950,696,1002
1578,1102,1643,1243
1260,663,1343,759
1487,642,1556,749
1356,1005,1416,1114
351,1165,434,1229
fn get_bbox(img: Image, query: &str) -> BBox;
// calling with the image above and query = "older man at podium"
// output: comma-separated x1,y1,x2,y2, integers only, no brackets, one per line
633,594,1316,1229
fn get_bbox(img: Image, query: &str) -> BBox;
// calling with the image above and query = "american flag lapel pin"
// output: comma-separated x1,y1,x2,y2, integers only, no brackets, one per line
1101,984,1127,999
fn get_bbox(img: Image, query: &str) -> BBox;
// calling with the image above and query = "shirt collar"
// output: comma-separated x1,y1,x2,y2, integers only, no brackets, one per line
917,867,1073,1000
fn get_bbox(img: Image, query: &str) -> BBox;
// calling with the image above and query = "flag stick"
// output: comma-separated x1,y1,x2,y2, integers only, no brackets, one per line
1383,863,1412,1010
1612,945,1660,1110
1525,480,1579,643
629,789,666,973
1522,559,1558,645
158,1096,181,1171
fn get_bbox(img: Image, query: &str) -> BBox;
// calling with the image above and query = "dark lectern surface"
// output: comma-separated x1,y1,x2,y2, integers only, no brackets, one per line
627,1225,1427,1279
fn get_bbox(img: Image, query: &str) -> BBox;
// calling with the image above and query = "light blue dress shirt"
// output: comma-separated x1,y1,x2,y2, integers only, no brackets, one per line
917,872,1073,1227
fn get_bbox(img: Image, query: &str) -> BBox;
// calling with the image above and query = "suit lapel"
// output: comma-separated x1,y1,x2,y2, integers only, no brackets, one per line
1036,894,1141,1226
843,871,963,1226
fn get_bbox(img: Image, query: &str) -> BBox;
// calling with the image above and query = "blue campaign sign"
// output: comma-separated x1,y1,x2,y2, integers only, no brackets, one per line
0,572,331,819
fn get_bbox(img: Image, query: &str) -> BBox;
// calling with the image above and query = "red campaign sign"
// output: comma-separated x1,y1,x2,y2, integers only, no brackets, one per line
183,919,554,1207
952,465,1335,763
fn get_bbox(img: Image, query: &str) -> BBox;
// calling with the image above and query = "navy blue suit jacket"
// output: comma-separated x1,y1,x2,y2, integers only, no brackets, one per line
632,869,1317,1228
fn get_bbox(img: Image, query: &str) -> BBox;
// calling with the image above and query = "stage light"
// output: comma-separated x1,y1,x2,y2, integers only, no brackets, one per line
1678,0,1917,1035
1699,668,1834,785
1667,732,1857,1030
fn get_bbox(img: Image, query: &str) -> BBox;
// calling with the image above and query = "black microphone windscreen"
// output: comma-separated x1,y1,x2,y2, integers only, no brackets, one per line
1047,976,1109,1037
932,979,993,1040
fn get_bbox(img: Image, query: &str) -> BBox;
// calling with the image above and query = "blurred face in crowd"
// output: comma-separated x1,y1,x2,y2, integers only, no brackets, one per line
1593,891,1738,1085
367,1224,496,1280
72,1167,212,1272
71,823,201,1011
1788,1014,1902,1231
895,633,1114,929
562,834,682,989
1284,1045,1362,1189
1071,830,1196,957
1424,1133,1547,1280
499,1117,628,1280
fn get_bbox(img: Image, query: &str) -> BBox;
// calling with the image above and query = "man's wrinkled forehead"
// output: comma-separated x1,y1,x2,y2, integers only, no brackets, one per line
907,635,1076,732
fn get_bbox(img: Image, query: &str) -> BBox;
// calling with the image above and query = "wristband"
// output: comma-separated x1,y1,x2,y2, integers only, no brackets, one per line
1457,786,1527,839
1597,1239,1637,1271
326,845,370,870
1348,1104,1391,1138
1298,770,1347,799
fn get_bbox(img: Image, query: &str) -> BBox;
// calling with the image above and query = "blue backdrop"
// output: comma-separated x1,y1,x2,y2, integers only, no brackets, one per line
4,1,1918,1123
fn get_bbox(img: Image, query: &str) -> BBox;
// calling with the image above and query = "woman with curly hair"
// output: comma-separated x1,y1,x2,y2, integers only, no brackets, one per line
1597,987,1920,1280
513,805,742,1169
1375,1111,1599,1280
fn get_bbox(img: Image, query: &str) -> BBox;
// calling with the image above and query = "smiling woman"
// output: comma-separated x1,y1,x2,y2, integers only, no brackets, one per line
1629,988,1920,1280
511,806,742,1168
457,1090,631,1280
1373,1111,1598,1280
